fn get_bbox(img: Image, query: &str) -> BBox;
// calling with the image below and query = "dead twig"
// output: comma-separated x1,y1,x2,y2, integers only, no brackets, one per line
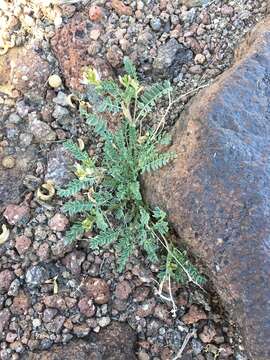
172,329,196,360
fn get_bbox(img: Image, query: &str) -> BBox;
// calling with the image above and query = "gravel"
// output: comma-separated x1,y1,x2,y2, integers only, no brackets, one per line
0,0,267,358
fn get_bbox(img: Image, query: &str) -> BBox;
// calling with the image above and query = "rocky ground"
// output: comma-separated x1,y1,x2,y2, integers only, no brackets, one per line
0,0,268,359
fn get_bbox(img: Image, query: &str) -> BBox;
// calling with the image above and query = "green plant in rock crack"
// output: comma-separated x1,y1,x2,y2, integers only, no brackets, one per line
59,58,205,287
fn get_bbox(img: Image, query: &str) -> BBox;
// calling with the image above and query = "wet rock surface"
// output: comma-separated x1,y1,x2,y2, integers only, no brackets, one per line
143,17,270,360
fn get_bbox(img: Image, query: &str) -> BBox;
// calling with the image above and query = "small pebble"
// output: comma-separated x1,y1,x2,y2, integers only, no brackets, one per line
2,156,16,169
48,74,62,88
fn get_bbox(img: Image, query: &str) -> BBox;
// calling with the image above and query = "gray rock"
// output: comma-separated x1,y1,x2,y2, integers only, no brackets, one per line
153,39,193,77
143,18,270,360
29,116,56,143
180,0,211,8
45,144,74,186
150,18,162,32
26,265,50,288
53,92,69,107
7,113,22,124
52,105,70,121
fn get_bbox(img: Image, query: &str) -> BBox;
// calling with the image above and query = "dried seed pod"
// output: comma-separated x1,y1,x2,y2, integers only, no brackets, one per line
67,94,79,108
36,181,55,201
78,138,85,151
0,225,10,245
0,44,9,56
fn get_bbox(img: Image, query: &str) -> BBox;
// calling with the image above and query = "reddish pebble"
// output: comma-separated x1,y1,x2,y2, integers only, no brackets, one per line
43,295,67,311
11,292,30,314
36,243,50,260
221,4,234,16
6,332,17,343
0,270,15,293
4,204,30,226
111,0,132,16
48,213,69,232
83,277,110,304
115,280,132,300
89,5,103,21
161,347,174,360
15,235,31,255
78,297,96,317
199,324,217,343
182,305,208,324
136,298,156,318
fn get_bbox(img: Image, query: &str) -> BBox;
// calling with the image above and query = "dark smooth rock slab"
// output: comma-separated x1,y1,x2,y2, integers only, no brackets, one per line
143,17,270,360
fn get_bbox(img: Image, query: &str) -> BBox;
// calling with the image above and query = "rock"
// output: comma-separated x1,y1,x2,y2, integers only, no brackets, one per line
136,298,156,318
48,213,69,232
36,243,50,261
199,325,216,343
90,29,101,41
138,351,150,360
45,145,74,187
153,39,193,77
111,0,132,16
51,239,73,258
15,235,31,255
29,117,56,143
115,280,132,300
4,203,30,226
53,92,69,107
83,277,110,304
182,305,207,325
0,44,50,101
220,344,234,357
43,308,58,323
180,0,210,8
89,5,103,21
221,5,234,16
26,265,49,288
73,324,90,337
78,298,95,317
10,292,30,315
43,295,67,311
150,18,162,32
6,332,17,343
52,105,70,122
0,309,11,337
0,148,37,209
0,270,15,293
98,316,110,328
62,250,85,275
161,348,174,360
143,18,270,360
106,45,123,68
24,322,136,359
51,12,113,91
153,304,171,323
45,315,65,333
194,53,206,64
